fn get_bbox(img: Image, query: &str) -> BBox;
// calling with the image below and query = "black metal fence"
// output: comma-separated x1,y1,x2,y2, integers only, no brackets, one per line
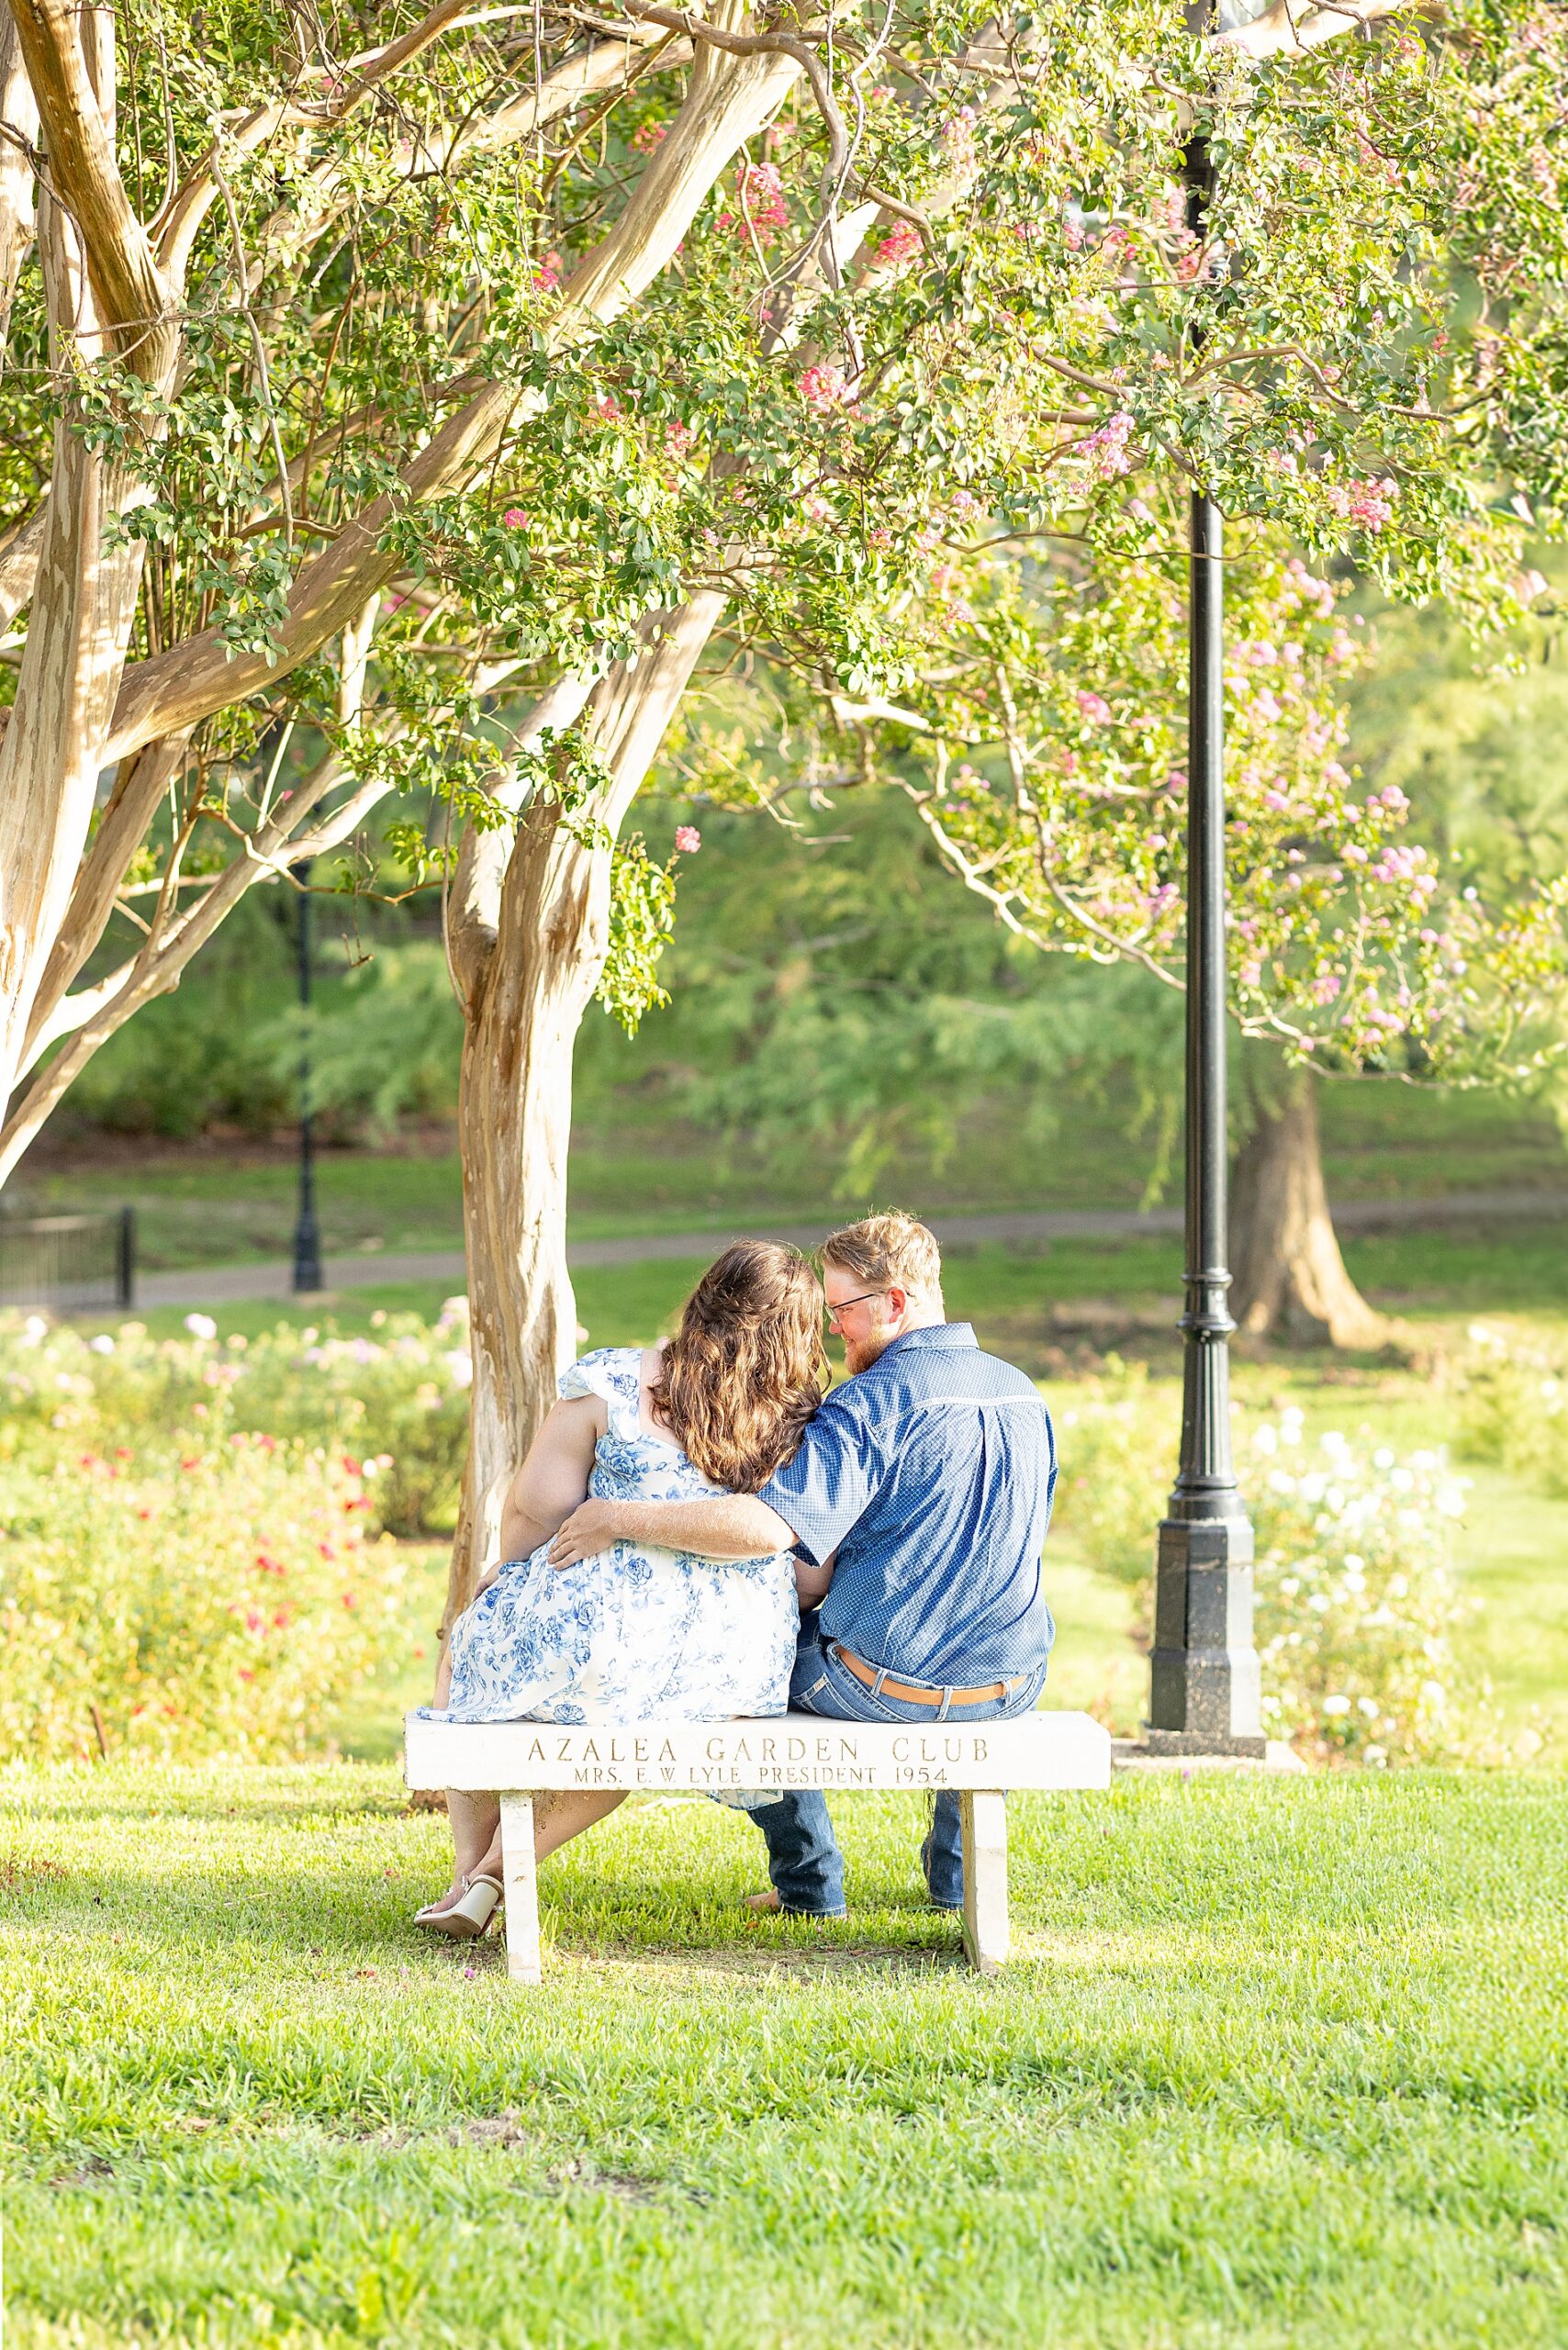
0,1208,136,1314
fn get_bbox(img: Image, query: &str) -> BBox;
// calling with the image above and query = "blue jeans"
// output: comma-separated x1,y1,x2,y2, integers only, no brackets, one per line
747,1616,1050,1919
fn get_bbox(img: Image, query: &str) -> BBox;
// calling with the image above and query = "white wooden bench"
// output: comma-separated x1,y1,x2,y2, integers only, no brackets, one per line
404,1710,1112,1982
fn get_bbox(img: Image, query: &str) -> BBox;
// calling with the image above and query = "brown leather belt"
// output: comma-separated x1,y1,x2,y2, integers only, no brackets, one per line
830,1641,1025,1709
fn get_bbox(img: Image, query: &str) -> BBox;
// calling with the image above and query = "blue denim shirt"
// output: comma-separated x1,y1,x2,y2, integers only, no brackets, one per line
759,1323,1057,1683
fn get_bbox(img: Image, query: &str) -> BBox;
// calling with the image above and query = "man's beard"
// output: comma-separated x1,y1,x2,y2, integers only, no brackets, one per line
844,1323,896,1374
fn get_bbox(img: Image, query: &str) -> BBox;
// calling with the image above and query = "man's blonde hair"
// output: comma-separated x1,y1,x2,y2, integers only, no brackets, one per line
823,1211,944,1304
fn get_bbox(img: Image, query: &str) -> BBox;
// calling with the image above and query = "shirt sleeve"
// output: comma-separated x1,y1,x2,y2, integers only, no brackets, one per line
758,1397,880,1568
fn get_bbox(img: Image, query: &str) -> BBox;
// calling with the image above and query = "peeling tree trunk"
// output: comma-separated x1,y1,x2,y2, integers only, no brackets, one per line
442,592,726,1632
1230,1071,1389,1349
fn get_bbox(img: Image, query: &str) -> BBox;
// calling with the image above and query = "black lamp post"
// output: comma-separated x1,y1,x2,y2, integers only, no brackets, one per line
291,859,323,1294
1145,126,1264,1757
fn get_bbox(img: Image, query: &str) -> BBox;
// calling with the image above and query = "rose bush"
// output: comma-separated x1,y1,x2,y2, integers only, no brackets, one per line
1054,1374,1484,1764
0,1435,409,1762
0,1303,473,1537
1248,1410,1474,1767
1450,1323,1568,1495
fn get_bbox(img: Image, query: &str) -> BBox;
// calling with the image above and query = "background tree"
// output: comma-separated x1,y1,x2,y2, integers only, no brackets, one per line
728,526,1568,1345
2,0,1566,1625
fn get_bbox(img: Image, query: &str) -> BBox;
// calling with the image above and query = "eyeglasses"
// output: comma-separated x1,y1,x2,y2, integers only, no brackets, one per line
824,1289,886,1327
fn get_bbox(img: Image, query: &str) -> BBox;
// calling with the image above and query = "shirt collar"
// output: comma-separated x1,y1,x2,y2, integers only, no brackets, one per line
878,1322,978,1358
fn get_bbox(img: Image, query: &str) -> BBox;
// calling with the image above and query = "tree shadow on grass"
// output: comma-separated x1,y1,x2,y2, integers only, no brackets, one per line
6,1845,969,1984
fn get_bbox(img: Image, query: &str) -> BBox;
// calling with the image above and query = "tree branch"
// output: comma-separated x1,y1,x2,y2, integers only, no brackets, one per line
1210,0,1418,60
107,17,802,764
19,727,192,1058
7,0,172,369
0,496,46,625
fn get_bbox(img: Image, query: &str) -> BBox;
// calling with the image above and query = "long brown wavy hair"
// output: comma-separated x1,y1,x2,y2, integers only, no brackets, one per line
649,1239,827,1492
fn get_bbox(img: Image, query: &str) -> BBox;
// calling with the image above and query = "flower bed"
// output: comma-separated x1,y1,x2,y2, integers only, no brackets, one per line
1054,1368,1482,1763
0,1303,472,1536
0,1436,409,1762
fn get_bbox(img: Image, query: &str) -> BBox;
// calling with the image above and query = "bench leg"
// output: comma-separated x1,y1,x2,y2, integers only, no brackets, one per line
498,1793,543,1985
958,1791,1009,1975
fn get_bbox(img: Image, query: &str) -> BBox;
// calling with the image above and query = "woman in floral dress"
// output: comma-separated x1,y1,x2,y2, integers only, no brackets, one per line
415,1239,826,1937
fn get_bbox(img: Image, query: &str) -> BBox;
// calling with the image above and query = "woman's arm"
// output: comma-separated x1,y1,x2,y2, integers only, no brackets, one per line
496,1397,604,1566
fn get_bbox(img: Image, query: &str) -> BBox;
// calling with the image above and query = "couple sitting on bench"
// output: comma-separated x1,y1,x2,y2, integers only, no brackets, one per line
414,1210,1058,1937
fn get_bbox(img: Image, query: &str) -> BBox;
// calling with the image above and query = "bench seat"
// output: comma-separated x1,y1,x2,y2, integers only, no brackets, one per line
404,1710,1112,1981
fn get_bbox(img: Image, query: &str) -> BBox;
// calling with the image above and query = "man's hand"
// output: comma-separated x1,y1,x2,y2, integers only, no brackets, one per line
547,1500,625,1568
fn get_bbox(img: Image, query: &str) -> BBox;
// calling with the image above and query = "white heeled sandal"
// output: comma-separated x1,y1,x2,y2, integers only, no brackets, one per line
414,1873,504,1940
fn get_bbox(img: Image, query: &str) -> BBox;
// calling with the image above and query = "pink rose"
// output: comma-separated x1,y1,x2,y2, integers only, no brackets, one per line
502,509,527,529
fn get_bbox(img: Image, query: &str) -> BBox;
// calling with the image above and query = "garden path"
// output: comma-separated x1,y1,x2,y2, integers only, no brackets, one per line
133,1184,1568,1304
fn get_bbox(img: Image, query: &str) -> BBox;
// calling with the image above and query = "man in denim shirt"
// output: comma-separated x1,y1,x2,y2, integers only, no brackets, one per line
550,1212,1057,1919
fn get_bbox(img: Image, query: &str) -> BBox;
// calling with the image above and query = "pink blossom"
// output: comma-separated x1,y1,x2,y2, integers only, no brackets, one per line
633,120,667,154
1076,689,1112,724
1126,498,1154,523
1081,410,1136,481
801,493,834,523
948,488,980,519
1311,973,1341,1005
674,825,701,855
1062,216,1084,252
1238,957,1262,988
733,159,788,244
1263,789,1290,812
502,508,527,529
1380,784,1408,811
532,251,563,291
665,419,694,458
801,362,852,412
1325,476,1397,533
592,390,622,422
873,219,923,268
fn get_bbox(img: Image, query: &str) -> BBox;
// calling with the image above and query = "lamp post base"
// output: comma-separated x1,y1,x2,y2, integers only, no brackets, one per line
1147,1511,1266,1757
1140,1727,1267,1760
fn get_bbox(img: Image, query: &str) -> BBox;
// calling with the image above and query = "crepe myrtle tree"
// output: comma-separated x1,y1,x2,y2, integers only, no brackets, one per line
0,4,1563,1623
826,534,1568,1346
652,0,1568,1350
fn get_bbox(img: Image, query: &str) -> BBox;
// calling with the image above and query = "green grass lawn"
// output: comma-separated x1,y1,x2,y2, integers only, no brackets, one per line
4,1762,1564,2348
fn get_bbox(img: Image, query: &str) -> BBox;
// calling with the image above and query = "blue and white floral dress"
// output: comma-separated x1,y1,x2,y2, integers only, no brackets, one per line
429,1347,798,1725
